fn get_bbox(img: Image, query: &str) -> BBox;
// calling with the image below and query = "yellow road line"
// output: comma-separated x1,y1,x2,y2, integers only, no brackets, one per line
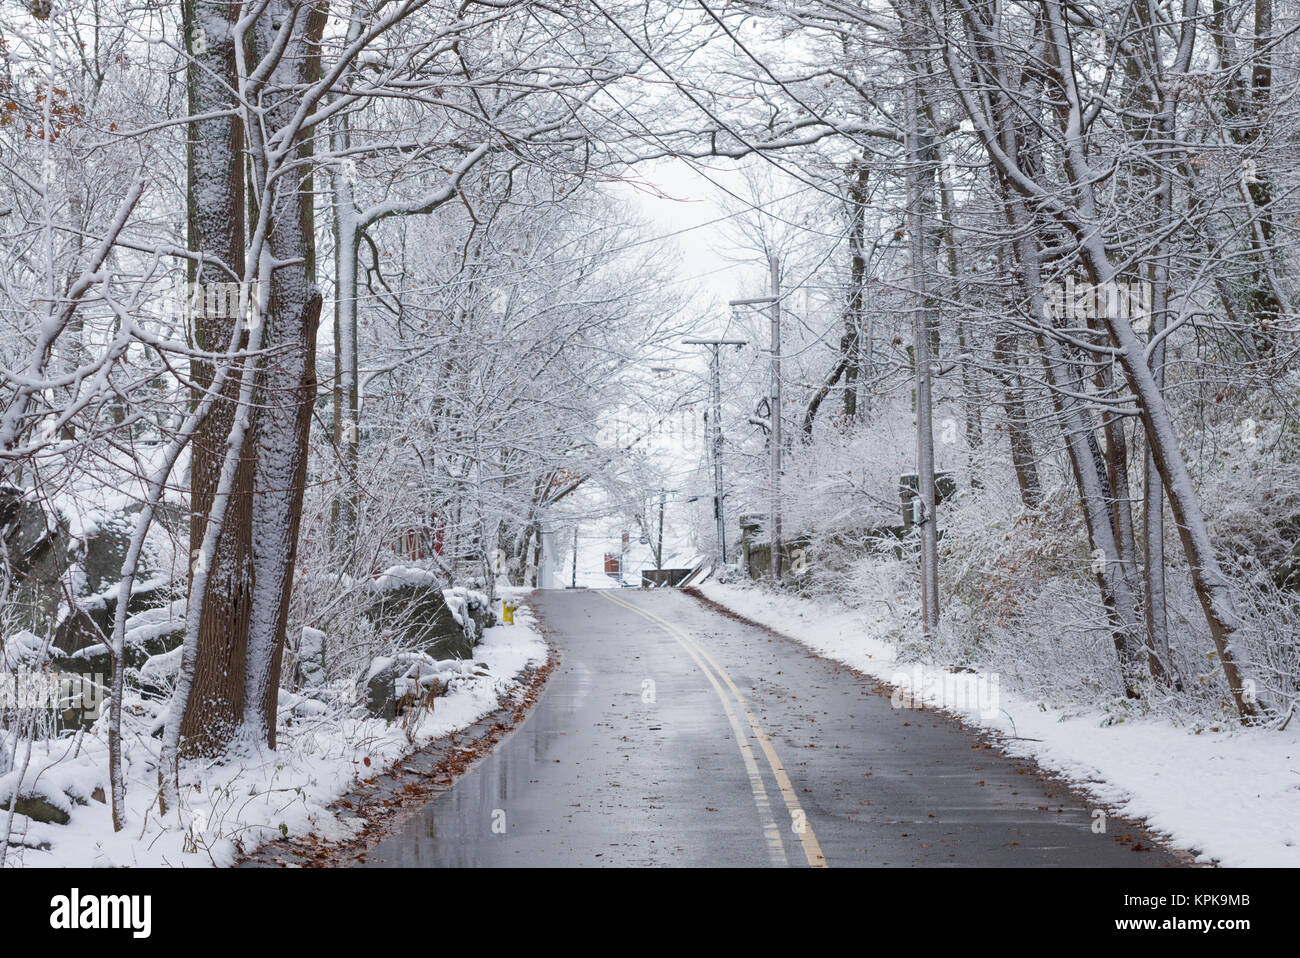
600,590,827,868
599,591,787,865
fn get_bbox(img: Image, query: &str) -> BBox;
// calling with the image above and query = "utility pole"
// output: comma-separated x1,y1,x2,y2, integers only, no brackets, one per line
905,66,940,634
767,253,782,586
656,490,665,570
730,268,784,586
571,525,578,588
685,338,747,573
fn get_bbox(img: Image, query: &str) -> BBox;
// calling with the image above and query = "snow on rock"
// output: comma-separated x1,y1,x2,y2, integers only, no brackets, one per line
370,564,440,592
1,631,47,670
0,750,107,827
365,655,394,682
119,599,187,646
138,645,183,688
442,586,491,636
368,568,493,637
364,567,492,656
697,581,1300,867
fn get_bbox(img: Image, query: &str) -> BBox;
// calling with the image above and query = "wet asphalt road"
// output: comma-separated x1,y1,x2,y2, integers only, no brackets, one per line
358,588,1187,867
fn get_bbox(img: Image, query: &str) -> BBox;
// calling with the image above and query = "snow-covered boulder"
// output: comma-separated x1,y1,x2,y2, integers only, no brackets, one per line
0,485,70,635
52,599,185,676
0,756,107,826
138,644,183,700
364,567,493,660
361,652,481,719
1,630,48,671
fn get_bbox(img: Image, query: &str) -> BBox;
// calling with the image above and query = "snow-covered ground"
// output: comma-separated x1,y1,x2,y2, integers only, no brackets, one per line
0,608,547,867
698,581,1300,868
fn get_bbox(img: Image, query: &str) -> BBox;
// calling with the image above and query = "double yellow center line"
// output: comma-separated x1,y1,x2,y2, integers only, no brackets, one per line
600,590,827,868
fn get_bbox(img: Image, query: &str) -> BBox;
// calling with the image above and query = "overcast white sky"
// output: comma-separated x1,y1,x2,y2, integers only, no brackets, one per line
607,155,790,334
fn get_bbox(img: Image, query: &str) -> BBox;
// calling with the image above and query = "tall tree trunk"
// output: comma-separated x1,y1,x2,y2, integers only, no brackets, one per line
843,156,869,421
241,2,328,748
331,169,360,555
1131,0,1197,686
992,229,1040,509
1007,205,1149,696
802,355,848,440
329,17,365,559
989,16,1147,694
992,328,1041,510
1093,348,1140,596
1143,271,1172,681
180,0,255,758
802,159,863,440
1209,0,1283,350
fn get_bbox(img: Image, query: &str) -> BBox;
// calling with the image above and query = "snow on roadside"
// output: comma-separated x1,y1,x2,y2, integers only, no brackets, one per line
697,581,1300,867
1,608,547,868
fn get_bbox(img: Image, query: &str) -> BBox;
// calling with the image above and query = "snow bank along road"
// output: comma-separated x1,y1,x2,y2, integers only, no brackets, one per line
357,589,1188,867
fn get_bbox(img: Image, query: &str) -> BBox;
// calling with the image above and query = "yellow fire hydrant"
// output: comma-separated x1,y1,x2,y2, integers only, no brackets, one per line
502,601,516,625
